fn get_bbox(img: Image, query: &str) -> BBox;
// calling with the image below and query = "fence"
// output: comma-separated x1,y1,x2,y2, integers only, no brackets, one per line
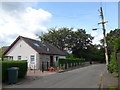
58,58,85,70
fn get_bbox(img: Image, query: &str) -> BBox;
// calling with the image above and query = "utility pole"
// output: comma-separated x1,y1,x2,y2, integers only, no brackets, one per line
98,7,109,65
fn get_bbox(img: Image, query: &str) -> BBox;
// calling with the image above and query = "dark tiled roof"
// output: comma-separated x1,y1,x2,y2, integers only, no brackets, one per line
20,36,66,56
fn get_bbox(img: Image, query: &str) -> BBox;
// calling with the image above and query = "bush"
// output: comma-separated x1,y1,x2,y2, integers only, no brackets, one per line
108,52,118,73
108,37,120,73
2,60,27,82
58,58,85,66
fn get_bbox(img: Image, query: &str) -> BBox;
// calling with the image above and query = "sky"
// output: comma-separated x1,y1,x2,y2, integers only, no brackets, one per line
0,1,118,47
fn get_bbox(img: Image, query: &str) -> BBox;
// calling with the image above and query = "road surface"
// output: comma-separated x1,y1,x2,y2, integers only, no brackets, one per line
6,64,106,88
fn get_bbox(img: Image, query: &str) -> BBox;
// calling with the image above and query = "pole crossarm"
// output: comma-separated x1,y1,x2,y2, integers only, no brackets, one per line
98,21,108,25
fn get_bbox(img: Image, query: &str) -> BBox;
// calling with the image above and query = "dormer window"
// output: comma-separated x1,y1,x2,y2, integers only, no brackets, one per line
47,48,50,52
34,43,39,47
42,43,46,47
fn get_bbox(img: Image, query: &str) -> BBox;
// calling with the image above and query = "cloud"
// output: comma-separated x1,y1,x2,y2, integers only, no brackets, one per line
0,2,52,47
91,31,103,44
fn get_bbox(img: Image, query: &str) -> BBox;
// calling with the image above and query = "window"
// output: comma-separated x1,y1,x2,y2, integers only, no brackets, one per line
18,56,21,60
56,56,58,61
30,55,35,62
33,43,39,47
9,56,13,60
42,43,46,47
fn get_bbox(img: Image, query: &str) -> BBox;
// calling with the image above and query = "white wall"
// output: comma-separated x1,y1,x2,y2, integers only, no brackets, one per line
58,56,66,59
5,39,38,69
54,55,66,67
39,55,66,69
39,54,50,69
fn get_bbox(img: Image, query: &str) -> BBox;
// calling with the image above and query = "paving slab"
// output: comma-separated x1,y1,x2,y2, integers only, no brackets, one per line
100,68,118,89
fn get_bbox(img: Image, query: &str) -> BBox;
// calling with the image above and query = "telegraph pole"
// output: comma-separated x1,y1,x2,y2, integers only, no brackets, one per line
98,7,109,65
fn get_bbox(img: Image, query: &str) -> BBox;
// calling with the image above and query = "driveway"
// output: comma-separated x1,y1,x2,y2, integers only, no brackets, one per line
4,64,106,88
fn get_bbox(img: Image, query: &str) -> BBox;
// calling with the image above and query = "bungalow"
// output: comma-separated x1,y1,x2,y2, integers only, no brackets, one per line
3,36,66,69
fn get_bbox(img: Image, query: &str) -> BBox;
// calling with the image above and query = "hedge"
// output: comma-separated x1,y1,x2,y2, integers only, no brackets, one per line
58,58,85,66
1,60,27,82
108,37,120,73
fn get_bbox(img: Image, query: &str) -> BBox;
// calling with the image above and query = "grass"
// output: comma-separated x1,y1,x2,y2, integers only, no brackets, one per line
108,85,118,90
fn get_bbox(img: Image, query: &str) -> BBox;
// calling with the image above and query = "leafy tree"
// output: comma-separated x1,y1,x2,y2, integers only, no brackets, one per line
37,27,106,62
37,27,94,61
101,29,120,73
38,27,73,51
86,44,105,63
71,29,94,60
100,29,120,59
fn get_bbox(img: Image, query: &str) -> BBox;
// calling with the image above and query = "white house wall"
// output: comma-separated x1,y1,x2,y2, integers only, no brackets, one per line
58,56,66,59
5,39,38,69
36,53,40,69
39,55,66,68
5,38,66,69
39,54,50,70
54,55,66,67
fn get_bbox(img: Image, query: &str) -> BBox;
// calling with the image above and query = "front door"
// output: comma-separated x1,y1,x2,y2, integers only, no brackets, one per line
50,56,53,67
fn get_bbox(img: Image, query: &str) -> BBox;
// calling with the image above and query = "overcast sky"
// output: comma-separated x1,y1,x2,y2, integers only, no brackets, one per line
0,1,118,47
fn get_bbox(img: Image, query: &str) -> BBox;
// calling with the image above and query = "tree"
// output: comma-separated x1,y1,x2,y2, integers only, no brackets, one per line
37,27,94,61
38,27,73,51
100,29,120,59
70,29,94,60
86,44,105,63
101,29,120,73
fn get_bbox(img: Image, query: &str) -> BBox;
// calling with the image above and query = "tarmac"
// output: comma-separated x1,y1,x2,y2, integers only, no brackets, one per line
2,70,56,88
2,63,119,89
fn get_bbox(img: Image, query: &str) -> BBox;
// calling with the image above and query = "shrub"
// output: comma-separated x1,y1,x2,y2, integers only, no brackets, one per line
108,37,120,73
2,60,27,82
58,58,85,66
108,52,118,73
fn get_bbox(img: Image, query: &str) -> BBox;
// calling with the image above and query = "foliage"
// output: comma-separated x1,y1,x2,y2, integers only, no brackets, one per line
101,29,120,59
108,37,120,73
66,53,74,58
2,60,28,82
0,48,2,58
100,29,120,73
83,44,105,63
108,52,118,73
37,27,73,51
58,58,85,66
37,27,94,61
71,29,94,60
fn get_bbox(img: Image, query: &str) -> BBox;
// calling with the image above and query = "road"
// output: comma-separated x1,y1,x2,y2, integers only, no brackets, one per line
7,64,106,88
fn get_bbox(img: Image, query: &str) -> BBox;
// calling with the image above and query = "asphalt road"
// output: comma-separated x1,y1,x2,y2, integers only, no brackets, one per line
7,64,106,88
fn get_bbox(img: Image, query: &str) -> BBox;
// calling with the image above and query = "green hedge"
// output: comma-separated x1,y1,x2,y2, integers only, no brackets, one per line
108,37,120,73
1,60,28,82
58,58,85,66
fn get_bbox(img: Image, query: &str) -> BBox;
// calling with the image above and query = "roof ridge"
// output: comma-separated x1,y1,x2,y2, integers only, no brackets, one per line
4,35,66,56
20,36,40,42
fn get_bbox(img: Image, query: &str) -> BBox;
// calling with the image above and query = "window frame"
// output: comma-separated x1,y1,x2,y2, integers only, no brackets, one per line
30,55,35,62
18,56,21,60
9,56,13,61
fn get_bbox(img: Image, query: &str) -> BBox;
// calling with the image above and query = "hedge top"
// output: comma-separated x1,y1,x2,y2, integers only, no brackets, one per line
59,58,85,61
